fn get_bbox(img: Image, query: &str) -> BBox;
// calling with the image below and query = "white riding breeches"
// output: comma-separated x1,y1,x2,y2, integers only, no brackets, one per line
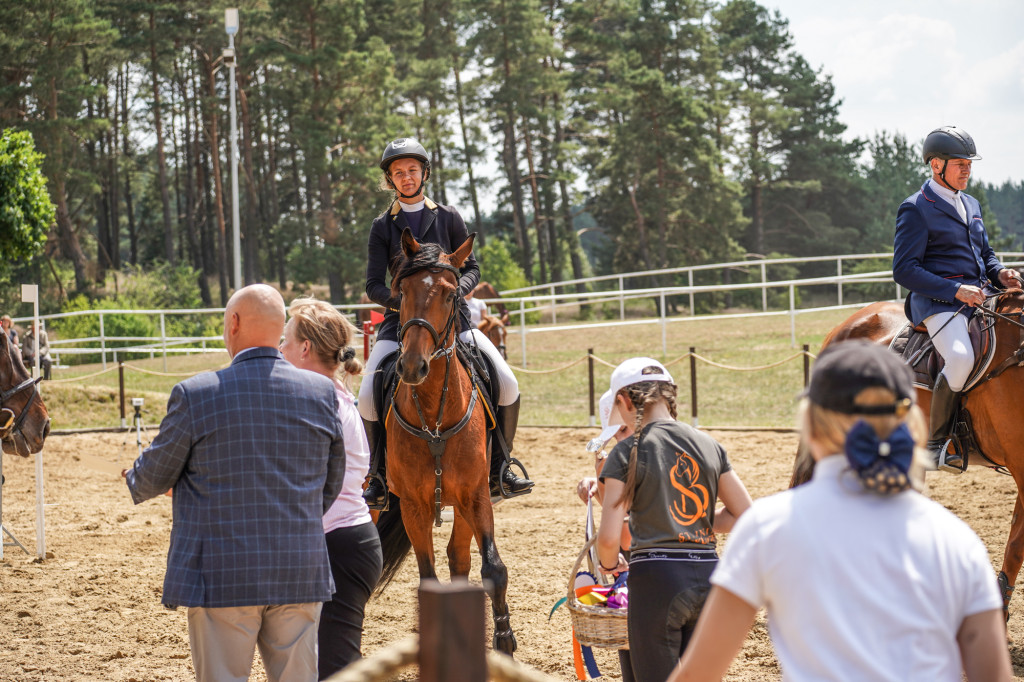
925,311,974,392
357,329,519,421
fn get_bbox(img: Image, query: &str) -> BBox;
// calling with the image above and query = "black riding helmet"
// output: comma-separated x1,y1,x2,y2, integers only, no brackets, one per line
923,126,981,191
380,138,430,199
922,126,982,163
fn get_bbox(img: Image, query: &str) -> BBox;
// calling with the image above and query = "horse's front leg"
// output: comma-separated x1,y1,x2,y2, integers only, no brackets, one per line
467,496,516,656
447,511,474,578
999,488,1024,624
401,501,438,581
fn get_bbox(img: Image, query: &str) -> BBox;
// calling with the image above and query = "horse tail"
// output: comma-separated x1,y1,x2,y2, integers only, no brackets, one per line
373,493,411,595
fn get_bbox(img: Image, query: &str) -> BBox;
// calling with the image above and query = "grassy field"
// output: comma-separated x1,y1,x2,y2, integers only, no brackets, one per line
38,306,857,431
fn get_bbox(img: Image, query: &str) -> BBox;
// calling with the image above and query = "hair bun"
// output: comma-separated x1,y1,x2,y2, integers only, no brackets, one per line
340,347,356,362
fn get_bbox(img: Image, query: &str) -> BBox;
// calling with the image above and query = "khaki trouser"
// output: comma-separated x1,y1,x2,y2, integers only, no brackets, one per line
187,602,321,682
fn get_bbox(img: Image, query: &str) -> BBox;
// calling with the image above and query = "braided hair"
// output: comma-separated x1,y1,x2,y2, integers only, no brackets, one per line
615,380,679,510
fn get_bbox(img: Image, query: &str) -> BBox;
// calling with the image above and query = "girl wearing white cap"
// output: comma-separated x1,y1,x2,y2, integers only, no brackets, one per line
596,357,752,682
668,340,1010,682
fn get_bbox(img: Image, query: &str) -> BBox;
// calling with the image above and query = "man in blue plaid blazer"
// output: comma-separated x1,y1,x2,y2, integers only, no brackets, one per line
125,284,346,682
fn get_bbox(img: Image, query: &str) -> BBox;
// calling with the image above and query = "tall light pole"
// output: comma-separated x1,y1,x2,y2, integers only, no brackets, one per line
224,8,242,291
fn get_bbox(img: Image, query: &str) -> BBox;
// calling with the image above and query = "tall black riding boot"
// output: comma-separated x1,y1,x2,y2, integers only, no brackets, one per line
490,397,535,498
928,375,963,473
361,417,389,509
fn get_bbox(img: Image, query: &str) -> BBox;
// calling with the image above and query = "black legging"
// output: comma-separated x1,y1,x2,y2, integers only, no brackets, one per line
625,552,717,682
317,521,383,680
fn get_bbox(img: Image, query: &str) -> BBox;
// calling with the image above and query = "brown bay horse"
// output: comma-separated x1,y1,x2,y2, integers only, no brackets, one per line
374,229,517,655
796,291,1024,622
477,314,508,360
1,331,50,456
473,281,510,326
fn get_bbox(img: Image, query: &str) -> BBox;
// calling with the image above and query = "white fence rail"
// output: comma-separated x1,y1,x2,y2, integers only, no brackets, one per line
12,252,1024,370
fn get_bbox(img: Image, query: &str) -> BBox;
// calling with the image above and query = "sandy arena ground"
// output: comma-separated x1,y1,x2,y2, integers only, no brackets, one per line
2,427,1024,680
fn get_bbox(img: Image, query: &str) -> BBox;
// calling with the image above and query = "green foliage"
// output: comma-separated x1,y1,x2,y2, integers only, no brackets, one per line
0,129,53,278
475,238,529,293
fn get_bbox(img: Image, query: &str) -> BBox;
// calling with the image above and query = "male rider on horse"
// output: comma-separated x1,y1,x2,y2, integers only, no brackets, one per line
893,126,1021,473
358,137,534,508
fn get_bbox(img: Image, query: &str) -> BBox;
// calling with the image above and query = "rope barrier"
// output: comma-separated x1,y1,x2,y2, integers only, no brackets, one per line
507,355,589,374
122,362,226,377
45,366,120,383
692,350,807,372
322,635,560,682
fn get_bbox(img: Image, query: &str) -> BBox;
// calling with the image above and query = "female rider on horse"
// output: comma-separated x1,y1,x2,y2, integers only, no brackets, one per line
892,126,1021,473
358,137,533,509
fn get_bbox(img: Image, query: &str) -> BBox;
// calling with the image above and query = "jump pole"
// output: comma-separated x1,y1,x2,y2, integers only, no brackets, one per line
24,284,45,558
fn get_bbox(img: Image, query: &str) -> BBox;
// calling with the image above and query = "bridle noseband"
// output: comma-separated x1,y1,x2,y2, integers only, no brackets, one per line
0,375,42,441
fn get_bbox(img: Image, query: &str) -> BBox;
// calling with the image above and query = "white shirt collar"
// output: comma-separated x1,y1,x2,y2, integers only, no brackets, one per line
928,179,967,221
399,198,426,213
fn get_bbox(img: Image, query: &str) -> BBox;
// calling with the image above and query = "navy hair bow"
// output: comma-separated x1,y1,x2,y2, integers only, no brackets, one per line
844,420,914,474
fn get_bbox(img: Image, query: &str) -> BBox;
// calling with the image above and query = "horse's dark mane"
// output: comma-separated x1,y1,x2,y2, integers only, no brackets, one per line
390,241,450,296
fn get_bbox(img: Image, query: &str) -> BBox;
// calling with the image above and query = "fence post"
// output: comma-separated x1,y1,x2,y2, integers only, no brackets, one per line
836,257,843,307
618,275,625,320
418,580,487,682
803,344,810,388
689,346,698,427
519,299,527,369
159,312,167,371
550,284,557,325
789,284,796,348
688,268,696,315
761,262,768,312
119,362,126,429
100,311,107,370
660,291,667,358
588,348,595,427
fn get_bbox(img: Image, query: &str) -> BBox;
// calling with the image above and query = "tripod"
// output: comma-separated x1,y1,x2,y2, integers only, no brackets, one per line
123,402,147,458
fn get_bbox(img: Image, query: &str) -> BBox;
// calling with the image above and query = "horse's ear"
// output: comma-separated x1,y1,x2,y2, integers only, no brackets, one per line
401,227,420,257
451,232,476,269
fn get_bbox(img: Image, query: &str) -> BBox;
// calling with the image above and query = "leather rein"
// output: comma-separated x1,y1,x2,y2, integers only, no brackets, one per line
390,262,479,527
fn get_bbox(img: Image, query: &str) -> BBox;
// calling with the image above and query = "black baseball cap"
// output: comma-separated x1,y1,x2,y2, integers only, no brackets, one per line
806,340,915,416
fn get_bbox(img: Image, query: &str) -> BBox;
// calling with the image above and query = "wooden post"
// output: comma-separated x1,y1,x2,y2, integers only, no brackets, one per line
119,362,127,429
803,344,810,388
418,580,487,682
689,346,698,427
587,348,595,427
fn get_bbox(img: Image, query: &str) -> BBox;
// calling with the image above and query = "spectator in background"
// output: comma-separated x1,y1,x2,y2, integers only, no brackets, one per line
668,341,1011,682
21,321,50,380
1,315,17,348
124,284,346,682
279,297,383,680
465,287,488,329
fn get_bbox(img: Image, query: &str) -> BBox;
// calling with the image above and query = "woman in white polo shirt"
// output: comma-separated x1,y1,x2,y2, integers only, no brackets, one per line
280,297,383,680
668,340,1010,682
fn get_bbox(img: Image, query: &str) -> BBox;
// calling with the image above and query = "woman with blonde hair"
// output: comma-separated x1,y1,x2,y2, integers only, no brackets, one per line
279,297,382,679
669,340,1010,682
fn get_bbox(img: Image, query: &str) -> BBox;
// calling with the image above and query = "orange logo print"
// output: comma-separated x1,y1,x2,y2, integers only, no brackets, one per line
669,450,710,526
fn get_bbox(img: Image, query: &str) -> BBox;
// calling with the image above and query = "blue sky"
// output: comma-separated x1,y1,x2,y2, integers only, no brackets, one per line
766,0,1024,187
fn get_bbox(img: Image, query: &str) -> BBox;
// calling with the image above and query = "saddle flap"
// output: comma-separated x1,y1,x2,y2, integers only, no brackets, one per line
889,304,997,392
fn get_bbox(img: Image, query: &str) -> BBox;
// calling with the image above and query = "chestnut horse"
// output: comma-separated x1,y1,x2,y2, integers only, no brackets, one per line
795,290,1024,622
375,229,517,656
476,314,508,360
472,281,510,326
1,331,50,456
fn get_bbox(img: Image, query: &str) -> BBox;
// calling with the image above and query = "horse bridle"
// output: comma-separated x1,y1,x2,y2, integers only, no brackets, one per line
0,375,42,441
392,261,480,526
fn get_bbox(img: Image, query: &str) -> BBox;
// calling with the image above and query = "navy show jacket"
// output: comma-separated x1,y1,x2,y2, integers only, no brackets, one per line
892,181,1004,326
364,198,480,342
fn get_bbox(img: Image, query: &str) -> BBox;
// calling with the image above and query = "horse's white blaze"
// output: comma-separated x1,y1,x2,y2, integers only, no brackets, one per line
419,273,434,287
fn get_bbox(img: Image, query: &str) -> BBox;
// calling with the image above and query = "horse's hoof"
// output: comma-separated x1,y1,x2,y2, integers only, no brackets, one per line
493,633,517,656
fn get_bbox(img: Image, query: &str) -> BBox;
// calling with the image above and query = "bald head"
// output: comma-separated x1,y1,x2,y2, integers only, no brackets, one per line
223,284,286,358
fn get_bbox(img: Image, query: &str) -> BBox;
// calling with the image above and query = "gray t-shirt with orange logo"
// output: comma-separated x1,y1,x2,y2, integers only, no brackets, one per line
600,420,731,551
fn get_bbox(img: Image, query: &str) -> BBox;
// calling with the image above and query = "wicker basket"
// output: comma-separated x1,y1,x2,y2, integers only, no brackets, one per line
566,537,629,650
